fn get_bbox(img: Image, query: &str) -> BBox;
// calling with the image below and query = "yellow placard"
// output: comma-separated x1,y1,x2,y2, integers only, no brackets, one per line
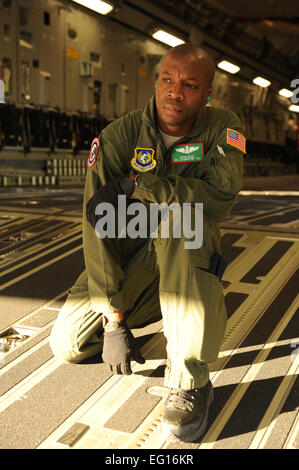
66,48,78,60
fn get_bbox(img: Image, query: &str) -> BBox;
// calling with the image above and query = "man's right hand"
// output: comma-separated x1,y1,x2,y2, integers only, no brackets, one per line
102,320,145,375
86,177,135,228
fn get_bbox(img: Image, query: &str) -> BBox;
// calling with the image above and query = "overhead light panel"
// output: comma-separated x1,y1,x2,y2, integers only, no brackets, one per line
279,88,294,99
288,104,299,113
71,0,114,15
152,30,185,47
217,60,240,74
253,76,271,88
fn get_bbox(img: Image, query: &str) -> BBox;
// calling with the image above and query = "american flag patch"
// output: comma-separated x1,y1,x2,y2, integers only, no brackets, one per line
227,129,246,153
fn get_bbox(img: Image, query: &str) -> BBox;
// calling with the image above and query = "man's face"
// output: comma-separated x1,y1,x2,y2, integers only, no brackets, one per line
155,52,211,136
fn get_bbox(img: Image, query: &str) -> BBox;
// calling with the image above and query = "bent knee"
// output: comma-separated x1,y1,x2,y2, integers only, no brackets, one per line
50,342,80,364
49,330,80,364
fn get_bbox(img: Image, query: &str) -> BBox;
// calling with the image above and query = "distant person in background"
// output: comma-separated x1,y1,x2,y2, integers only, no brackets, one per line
50,43,245,442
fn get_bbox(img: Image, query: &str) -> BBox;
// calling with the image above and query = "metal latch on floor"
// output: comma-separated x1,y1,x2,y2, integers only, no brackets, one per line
0,333,29,352
0,326,37,356
9,232,29,243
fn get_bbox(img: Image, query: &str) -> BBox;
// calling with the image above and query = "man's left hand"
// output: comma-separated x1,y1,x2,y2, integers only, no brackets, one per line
102,321,145,375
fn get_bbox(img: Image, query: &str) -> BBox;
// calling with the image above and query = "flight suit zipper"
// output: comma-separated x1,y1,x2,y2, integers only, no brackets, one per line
155,132,168,176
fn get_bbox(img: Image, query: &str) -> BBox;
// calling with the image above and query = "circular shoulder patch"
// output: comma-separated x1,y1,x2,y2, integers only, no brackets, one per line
87,137,100,168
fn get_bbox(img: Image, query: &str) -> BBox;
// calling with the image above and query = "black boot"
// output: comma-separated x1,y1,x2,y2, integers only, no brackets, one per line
163,380,214,442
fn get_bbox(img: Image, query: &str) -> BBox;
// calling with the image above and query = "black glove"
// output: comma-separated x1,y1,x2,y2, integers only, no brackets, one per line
86,177,134,227
102,321,145,375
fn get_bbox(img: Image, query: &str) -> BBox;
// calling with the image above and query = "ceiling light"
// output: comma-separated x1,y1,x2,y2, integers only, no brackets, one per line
288,104,299,113
152,30,185,47
253,76,271,88
217,60,240,74
279,88,294,99
71,0,114,15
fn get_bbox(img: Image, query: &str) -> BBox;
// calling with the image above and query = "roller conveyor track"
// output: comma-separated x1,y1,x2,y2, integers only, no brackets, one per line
0,187,298,451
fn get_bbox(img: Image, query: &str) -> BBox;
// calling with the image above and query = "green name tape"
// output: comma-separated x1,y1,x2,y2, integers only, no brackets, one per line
171,143,204,164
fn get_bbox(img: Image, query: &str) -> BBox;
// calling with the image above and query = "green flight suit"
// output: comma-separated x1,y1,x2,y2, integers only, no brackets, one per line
50,95,244,389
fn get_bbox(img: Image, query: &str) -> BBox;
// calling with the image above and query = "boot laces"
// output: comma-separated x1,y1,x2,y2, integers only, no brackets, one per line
167,388,199,412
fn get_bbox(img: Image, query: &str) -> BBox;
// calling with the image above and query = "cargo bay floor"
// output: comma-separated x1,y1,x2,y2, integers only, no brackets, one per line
0,183,298,450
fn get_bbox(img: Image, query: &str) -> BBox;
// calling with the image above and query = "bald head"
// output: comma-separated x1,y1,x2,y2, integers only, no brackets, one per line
155,43,215,136
161,43,216,87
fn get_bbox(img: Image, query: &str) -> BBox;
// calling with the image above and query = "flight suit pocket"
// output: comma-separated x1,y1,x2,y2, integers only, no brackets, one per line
189,266,227,362
212,156,232,187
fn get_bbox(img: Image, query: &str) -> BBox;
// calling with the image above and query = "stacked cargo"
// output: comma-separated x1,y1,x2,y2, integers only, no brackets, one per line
0,104,107,187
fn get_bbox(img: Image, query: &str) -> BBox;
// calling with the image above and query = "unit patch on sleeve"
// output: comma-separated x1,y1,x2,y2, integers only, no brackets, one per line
131,147,157,172
87,137,100,168
171,143,204,164
226,129,246,153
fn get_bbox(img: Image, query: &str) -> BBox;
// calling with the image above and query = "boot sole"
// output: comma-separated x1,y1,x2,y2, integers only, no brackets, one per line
163,383,214,443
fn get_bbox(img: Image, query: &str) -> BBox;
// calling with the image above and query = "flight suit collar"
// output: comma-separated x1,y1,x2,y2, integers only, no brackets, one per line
137,96,210,175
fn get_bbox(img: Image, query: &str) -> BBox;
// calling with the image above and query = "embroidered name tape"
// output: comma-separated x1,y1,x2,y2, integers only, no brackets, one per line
131,147,156,172
227,129,246,153
172,143,204,164
88,137,100,168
